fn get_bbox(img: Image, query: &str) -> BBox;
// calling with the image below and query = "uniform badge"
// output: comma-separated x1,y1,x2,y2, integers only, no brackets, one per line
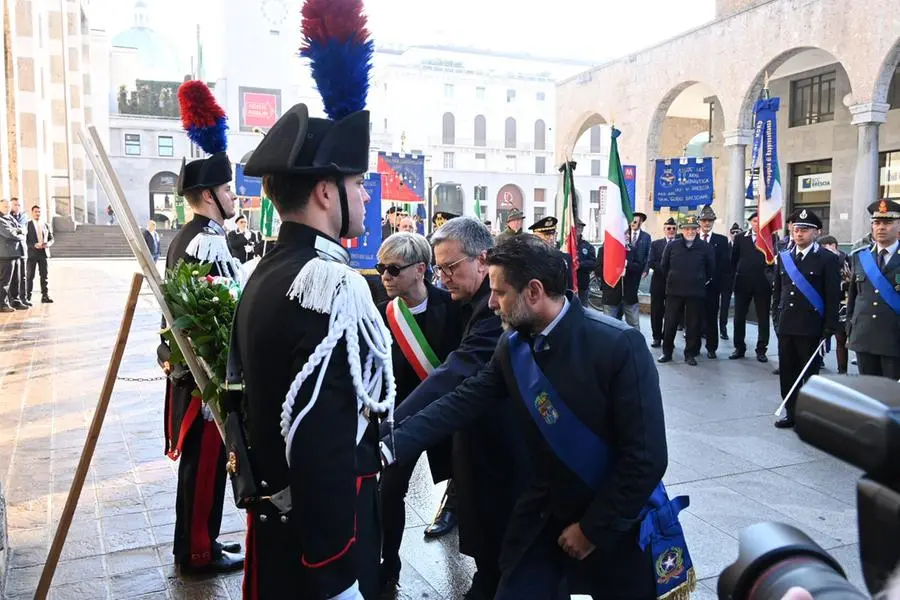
534,392,559,425
879,199,889,214
656,546,686,584
582,248,588,255
799,209,808,219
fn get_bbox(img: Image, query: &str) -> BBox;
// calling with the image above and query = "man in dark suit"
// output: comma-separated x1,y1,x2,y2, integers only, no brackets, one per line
730,211,774,362
227,214,261,263
8,198,30,308
374,232,463,593
658,216,713,366
385,216,530,599
772,209,841,428
0,198,26,312
575,219,597,305
697,205,730,358
26,205,54,304
380,234,693,600
623,212,651,329
648,217,677,347
719,222,743,340
142,220,161,262
846,199,900,380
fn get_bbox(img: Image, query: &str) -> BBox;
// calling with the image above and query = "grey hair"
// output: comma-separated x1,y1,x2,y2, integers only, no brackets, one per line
430,216,494,257
377,232,432,265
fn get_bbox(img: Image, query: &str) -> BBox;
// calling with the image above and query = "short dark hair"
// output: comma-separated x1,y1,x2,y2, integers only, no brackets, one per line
818,235,838,246
31,205,40,211
486,234,567,298
182,189,206,208
235,214,247,223
263,172,323,214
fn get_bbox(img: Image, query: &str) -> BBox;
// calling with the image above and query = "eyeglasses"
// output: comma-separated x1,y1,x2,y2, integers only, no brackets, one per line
433,255,473,278
375,262,418,276
664,226,676,231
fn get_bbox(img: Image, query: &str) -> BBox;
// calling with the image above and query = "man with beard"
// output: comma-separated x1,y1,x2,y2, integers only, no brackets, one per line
383,216,530,599
648,217,677,347
374,232,463,593
697,205,730,359
379,234,693,600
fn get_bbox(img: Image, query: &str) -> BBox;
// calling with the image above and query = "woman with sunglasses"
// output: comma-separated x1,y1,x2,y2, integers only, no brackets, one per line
374,232,464,594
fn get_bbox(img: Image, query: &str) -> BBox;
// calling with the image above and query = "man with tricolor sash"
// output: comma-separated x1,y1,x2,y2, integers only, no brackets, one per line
772,209,841,429
846,199,900,380
380,234,695,600
373,232,463,593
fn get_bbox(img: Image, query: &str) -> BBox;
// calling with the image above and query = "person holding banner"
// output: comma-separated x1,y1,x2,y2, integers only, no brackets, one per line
772,209,841,429
379,234,694,600
846,199,900,380
730,212,775,363
374,232,463,593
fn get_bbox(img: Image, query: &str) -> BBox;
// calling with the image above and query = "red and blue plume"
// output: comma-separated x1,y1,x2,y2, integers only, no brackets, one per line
300,0,373,121
177,80,228,155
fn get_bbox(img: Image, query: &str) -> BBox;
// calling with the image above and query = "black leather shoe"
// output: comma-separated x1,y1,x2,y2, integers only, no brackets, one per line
657,355,672,364
215,541,241,554
650,339,661,348
424,508,457,538
0,305,14,313
757,353,768,363
178,550,244,575
774,416,795,429
379,559,401,596
22,300,32,307
41,296,54,304
773,368,780,375
10,301,27,310
729,350,745,360
685,356,698,366
720,331,729,340
707,350,717,359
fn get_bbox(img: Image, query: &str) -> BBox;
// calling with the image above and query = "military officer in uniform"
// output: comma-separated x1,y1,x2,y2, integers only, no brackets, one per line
160,80,244,574
697,205,731,359
528,216,574,291
648,217,677,347
574,219,597,305
720,222,743,340
846,199,900,380
730,212,775,362
772,209,841,429
497,207,525,243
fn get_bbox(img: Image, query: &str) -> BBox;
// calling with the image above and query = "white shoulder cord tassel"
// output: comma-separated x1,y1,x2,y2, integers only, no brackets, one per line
281,259,396,466
185,232,245,288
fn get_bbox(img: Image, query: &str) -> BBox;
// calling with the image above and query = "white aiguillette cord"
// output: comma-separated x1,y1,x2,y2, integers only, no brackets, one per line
280,258,396,466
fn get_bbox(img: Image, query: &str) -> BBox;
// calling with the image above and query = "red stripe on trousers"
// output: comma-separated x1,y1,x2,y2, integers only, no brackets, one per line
188,419,222,566
167,396,201,461
243,512,257,600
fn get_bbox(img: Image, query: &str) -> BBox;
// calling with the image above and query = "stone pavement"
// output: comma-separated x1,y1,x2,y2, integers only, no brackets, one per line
0,260,868,599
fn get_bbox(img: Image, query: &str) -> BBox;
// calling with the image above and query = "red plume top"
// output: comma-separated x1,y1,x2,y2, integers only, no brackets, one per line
301,0,370,47
178,80,226,131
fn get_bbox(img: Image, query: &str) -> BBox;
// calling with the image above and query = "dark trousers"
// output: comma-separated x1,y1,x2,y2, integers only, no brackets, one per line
733,288,771,354
834,330,848,374
719,282,733,331
8,257,25,303
380,458,417,567
856,352,900,380
703,290,720,352
173,417,226,566
650,291,665,342
27,255,49,299
495,522,655,600
663,296,703,358
779,335,822,419
0,258,13,306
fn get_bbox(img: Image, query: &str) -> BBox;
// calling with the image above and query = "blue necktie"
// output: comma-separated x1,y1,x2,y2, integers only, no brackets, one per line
533,334,549,353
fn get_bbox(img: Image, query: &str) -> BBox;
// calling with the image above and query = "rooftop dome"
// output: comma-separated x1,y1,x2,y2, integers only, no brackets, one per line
112,0,186,81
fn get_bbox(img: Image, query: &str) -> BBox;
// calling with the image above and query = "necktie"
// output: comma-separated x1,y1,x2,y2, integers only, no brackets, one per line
533,334,548,353
878,248,888,271
703,234,709,243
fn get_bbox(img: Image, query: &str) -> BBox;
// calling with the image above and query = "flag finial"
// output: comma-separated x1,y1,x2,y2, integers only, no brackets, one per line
764,71,770,92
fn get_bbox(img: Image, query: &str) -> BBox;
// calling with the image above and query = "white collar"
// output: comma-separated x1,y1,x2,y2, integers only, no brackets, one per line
795,242,817,259
874,239,899,257
314,234,351,265
539,297,570,338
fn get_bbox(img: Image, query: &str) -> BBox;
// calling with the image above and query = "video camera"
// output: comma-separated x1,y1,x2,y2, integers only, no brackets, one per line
718,375,900,599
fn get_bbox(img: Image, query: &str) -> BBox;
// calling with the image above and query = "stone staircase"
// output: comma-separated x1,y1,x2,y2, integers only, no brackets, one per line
50,222,177,259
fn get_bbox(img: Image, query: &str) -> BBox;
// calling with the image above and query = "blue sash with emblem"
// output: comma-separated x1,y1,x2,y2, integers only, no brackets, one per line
507,332,696,600
859,249,900,313
779,250,825,317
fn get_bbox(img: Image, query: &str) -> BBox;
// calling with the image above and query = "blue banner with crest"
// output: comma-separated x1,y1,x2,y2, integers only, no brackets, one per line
653,158,714,210
344,173,382,272
746,98,781,202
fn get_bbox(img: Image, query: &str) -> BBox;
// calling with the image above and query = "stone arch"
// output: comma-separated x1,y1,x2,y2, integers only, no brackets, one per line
873,37,900,105
496,183,524,225
148,170,180,228
564,112,608,156
646,81,725,163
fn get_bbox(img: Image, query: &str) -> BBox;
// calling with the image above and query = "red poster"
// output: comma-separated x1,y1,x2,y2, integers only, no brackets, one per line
242,92,279,129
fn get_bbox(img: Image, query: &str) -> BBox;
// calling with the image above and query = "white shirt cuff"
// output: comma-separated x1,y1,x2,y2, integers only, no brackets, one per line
379,441,395,466
328,581,363,600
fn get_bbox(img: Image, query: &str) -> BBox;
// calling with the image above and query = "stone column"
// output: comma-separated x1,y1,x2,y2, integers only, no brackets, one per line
849,103,890,243
723,129,753,228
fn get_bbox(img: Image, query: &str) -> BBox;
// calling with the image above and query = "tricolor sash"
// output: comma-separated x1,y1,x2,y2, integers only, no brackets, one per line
779,250,825,317
507,332,696,600
386,298,441,380
859,249,900,314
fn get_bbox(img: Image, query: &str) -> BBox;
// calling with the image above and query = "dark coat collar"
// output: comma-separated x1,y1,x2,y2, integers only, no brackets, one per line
276,222,350,264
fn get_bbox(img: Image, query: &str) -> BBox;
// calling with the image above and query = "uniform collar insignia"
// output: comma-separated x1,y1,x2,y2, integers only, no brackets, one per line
314,235,350,265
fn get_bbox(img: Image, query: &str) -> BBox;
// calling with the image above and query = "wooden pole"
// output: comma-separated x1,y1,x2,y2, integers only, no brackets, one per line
34,272,145,599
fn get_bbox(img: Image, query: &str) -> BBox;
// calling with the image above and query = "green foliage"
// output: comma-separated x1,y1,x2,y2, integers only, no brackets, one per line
160,260,237,416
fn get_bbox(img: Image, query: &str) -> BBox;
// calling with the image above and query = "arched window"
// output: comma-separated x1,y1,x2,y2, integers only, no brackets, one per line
474,115,486,146
534,119,546,150
442,112,455,145
505,117,517,149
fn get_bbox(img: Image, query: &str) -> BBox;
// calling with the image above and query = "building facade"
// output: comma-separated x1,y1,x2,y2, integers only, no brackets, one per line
555,0,900,243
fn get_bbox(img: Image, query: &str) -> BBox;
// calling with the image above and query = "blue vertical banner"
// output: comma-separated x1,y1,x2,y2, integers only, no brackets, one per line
653,157,714,210
623,164,637,212
344,173,382,272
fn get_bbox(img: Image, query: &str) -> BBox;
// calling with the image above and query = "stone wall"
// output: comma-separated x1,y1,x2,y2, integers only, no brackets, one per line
716,0,770,17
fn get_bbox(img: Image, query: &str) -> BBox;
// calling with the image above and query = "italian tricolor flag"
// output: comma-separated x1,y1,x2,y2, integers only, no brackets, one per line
602,128,633,287
558,161,580,292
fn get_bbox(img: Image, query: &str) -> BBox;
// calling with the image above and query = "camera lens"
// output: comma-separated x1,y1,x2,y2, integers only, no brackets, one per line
719,523,867,600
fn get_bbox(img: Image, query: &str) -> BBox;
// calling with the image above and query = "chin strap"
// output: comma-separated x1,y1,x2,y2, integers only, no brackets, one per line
337,178,350,239
209,189,229,223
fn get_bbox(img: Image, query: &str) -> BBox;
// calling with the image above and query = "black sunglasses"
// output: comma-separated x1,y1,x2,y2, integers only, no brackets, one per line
375,262,418,276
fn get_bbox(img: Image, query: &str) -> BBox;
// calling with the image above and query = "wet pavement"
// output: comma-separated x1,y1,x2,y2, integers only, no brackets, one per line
0,260,867,599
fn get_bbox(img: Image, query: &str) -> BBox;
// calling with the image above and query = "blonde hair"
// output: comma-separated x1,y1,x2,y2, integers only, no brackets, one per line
377,232,432,265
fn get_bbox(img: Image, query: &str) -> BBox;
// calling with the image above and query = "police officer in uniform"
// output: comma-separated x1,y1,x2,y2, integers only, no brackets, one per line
846,199,900,380
528,216,574,291
497,207,524,244
648,217,677,347
772,209,841,429
159,80,244,574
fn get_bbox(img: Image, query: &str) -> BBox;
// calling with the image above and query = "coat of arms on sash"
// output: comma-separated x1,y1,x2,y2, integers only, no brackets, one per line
656,546,686,584
534,392,559,425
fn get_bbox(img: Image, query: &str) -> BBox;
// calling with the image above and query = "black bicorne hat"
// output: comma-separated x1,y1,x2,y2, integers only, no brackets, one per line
176,152,233,195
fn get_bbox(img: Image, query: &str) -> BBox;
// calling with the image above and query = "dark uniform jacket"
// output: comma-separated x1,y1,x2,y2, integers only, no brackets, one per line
731,232,774,294
623,230,651,304
386,277,531,559
575,238,597,293
660,238,713,299
557,249,575,292
701,232,730,293
386,298,667,592
773,244,841,338
227,229,262,263
648,237,672,297
378,284,463,482
234,222,379,598
496,227,522,244
592,246,623,306
847,243,900,358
